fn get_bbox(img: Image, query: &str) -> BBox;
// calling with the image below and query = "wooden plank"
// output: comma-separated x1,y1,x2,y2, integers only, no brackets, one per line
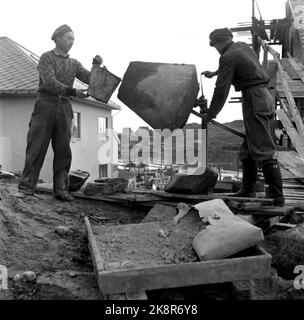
279,98,293,120
277,90,304,98
281,58,301,80
85,218,148,301
272,222,297,230
233,280,255,300
259,39,304,138
262,46,268,69
36,183,166,206
267,61,278,98
277,81,304,98
286,56,304,83
84,217,105,274
238,206,294,217
277,64,304,138
97,246,271,295
277,151,304,177
259,39,280,59
132,190,274,204
283,184,304,189
276,109,304,158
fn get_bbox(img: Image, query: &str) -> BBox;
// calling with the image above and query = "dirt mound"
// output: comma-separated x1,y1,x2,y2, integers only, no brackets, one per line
262,224,304,280
0,180,145,299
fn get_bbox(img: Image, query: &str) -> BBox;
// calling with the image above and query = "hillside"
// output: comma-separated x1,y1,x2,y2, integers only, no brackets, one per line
186,120,245,151
186,120,244,170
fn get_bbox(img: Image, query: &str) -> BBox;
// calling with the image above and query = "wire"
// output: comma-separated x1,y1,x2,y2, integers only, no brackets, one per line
256,0,263,20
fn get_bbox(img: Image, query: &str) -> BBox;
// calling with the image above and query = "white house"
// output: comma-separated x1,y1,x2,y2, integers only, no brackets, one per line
0,36,120,182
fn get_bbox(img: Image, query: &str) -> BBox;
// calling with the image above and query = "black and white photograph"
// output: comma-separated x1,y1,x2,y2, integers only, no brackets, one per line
0,0,304,309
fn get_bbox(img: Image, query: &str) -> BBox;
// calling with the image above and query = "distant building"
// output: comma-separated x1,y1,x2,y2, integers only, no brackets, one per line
0,37,120,181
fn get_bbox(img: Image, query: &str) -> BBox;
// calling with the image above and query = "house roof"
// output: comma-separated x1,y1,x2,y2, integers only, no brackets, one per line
0,37,120,111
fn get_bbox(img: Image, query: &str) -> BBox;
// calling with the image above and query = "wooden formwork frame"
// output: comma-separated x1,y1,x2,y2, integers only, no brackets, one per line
85,217,271,300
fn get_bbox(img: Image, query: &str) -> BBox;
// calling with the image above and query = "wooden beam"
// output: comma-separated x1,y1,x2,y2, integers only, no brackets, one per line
84,217,105,273
277,151,304,177
259,39,280,59
286,56,304,83
279,98,293,119
259,39,304,138
277,109,304,158
238,206,294,217
97,246,271,295
262,45,268,68
132,190,274,204
230,25,271,33
280,59,301,80
277,63,304,138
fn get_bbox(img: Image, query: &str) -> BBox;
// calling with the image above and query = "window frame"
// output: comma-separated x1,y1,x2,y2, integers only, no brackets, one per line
98,116,108,141
72,112,81,140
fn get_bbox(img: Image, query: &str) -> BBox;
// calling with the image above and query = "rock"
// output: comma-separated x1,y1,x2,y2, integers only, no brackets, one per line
14,271,36,283
55,208,64,215
262,223,304,280
164,167,218,194
252,268,304,300
66,271,83,278
118,61,199,130
55,226,73,236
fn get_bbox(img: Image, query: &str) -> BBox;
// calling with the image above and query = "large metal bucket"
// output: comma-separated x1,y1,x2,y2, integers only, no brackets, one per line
118,62,199,130
88,66,121,103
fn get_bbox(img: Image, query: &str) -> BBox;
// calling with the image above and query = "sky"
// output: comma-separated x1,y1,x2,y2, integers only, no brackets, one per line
0,0,288,132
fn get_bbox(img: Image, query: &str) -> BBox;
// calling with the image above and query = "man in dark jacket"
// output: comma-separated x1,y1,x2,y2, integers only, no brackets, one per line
16,25,103,201
202,28,284,206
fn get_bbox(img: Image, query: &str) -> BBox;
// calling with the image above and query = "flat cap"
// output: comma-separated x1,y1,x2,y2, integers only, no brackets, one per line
51,24,73,41
209,28,233,46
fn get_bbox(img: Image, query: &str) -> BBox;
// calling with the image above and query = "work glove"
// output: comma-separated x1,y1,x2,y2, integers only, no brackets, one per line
92,55,103,66
201,71,217,79
75,89,88,98
195,95,208,109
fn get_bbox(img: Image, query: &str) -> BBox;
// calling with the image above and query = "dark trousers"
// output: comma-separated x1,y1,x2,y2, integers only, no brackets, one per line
18,95,73,195
239,84,276,167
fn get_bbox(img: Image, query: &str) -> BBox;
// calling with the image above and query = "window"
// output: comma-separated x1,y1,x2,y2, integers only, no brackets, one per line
72,112,81,139
98,117,108,140
99,164,108,178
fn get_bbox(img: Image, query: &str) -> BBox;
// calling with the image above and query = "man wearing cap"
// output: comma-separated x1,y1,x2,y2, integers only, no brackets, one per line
201,28,284,206
16,25,103,201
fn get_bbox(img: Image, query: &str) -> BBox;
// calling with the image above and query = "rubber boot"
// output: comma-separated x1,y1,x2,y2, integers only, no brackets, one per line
261,160,285,207
230,158,257,198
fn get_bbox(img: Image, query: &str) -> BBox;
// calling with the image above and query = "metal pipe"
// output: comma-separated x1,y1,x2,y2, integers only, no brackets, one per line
191,110,246,139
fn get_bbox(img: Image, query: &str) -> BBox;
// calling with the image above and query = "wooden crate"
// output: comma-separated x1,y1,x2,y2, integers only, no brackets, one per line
85,218,271,298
